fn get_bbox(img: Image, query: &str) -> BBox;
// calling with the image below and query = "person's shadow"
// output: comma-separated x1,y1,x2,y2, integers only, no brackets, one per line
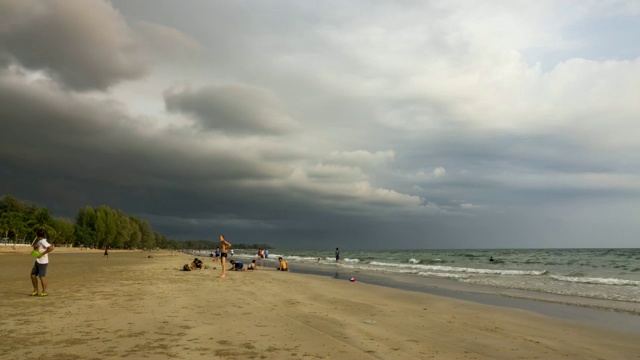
333,271,340,279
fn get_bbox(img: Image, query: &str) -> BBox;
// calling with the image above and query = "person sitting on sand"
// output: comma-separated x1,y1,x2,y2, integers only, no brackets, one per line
247,259,257,270
229,259,244,271
277,257,288,271
193,258,203,269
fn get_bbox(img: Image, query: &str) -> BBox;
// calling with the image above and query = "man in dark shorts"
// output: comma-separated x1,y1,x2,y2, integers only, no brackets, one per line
218,234,232,278
335,247,340,263
31,229,54,296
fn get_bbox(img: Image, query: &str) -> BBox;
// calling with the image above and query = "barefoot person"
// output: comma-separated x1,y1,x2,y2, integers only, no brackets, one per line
218,234,232,278
30,229,54,296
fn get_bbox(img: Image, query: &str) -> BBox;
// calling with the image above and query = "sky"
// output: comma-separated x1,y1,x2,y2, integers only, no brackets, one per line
1,0,640,249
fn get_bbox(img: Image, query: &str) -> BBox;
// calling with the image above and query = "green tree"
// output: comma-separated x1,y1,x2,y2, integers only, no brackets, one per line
53,218,74,245
126,216,142,249
1,211,27,242
28,208,57,241
74,207,96,247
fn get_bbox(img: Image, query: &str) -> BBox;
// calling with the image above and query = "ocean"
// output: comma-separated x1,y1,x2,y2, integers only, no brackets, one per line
227,248,640,314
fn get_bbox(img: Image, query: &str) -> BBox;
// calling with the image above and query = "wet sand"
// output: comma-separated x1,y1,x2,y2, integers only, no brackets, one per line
1,251,638,360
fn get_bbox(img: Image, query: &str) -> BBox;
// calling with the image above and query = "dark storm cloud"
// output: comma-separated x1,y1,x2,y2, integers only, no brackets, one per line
0,0,147,90
164,84,299,136
0,73,292,215
0,72,418,243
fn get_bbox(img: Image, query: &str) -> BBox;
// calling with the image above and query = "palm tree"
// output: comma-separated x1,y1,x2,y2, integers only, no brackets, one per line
28,208,57,243
0,212,27,243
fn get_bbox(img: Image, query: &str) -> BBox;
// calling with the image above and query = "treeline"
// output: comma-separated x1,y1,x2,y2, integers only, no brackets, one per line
0,195,74,244
74,205,172,249
180,240,272,250
0,195,180,249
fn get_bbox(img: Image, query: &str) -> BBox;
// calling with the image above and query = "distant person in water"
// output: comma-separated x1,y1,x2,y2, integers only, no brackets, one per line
277,257,288,271
489,256,494,262
218,234,232,278
335,247,340,263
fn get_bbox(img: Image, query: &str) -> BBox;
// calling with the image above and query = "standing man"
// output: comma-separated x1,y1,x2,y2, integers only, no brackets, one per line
31,229,54,296
214,247,220,262
218,234,232,278
335,247,340,263
103,245,109,258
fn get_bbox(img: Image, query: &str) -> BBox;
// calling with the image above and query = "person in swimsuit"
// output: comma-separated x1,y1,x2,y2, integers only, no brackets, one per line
103,245,109,258
335,247,340,263
214,247,220,262
247,259,257,270
218,234,232,278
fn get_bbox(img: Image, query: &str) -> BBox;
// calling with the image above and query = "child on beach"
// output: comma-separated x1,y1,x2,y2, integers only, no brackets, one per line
229,259,244,271
277,257,288,271
247,259,257,270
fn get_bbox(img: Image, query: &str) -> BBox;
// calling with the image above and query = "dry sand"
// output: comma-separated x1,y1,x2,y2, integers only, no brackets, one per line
1,250,638,360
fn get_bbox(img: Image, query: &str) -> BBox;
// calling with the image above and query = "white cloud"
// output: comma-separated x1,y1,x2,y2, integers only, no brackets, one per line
433,167,446,178
327,150,395,167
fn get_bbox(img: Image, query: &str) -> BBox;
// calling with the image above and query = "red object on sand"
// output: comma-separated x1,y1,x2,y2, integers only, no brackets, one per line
350,277,356,282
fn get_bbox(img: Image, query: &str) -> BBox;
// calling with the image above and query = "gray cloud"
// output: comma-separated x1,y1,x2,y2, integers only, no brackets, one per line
164,84,299,136
135,21,203,61
0,71,421,245
0,0,147,90
2,1,640,248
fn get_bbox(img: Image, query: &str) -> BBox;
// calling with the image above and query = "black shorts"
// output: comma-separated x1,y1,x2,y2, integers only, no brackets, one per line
221,252,227,258
31,262,48,277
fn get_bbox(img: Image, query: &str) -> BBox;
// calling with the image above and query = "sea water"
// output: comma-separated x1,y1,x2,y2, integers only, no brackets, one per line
233,248,640,312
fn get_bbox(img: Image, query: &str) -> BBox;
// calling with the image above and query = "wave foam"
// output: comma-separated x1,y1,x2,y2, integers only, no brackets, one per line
368,261,547,276
550,275,640,286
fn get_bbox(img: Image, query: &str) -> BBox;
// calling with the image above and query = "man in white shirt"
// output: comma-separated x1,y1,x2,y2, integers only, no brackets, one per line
31,229,54,296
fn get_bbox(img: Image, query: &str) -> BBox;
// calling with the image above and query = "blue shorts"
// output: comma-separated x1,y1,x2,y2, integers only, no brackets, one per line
31,262,48,277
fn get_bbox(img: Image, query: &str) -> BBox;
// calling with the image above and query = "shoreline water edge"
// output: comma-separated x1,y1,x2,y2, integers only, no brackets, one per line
192,248,640,332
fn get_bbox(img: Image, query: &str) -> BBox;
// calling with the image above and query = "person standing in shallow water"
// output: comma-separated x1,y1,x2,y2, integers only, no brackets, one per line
218,234,232,278
335,247,340,263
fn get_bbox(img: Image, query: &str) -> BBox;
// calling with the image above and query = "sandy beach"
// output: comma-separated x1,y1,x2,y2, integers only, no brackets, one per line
1,250,638,360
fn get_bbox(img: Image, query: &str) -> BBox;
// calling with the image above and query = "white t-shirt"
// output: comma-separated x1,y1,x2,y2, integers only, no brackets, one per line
35,239,52,264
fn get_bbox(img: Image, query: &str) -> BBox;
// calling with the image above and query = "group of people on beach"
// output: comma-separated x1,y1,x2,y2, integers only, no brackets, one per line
205,234,289,278
27,230,291,296
183,257,204,271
